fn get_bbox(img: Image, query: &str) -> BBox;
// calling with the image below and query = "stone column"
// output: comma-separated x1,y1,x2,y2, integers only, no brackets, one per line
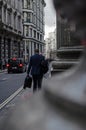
0,37,2,60
32,42,34,55
7,39,12,59
18,42,20,58
0,37,2,69
24,40,27,61
10,39,13,58
1,37,4,70
29,41,32,59
5,38,8,60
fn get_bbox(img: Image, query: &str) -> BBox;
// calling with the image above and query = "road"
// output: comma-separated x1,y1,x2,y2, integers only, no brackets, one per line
0,71,27,104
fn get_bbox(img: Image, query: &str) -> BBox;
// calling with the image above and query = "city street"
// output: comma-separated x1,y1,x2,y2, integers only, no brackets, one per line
0,72,27,105
0,62,52,110
0,0,86,129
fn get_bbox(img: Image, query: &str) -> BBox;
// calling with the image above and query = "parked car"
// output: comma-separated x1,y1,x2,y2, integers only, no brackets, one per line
6,58,27,73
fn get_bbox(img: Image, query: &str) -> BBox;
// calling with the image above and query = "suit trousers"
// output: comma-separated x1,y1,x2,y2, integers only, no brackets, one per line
32,75,43,92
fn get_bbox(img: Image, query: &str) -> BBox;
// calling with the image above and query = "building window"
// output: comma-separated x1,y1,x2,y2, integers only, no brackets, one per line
24,26,29,37
18,17,21,30
33,14,36,25
4,8,6,24
34,42,36,50
29,28,32,37
34,30,36,38
23,12,32,23
26,26,28,36
23,0,33,9
24,0,27,8
14,14,16,29
40,34,42,41
33,2,36,12
7,11,11,25
37,33,39,40
18,0,20,9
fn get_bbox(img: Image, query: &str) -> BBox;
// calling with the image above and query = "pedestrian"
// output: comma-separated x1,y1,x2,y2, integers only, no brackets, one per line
27,49,45,92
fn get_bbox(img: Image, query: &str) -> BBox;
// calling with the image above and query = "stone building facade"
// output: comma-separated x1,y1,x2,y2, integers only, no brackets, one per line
52,14,83,72
23,0,46,62
0,0,23,69
45,29,57,59
56,14,82,59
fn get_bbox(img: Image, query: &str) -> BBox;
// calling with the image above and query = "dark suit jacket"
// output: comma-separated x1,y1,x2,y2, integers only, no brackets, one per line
27,54,45,76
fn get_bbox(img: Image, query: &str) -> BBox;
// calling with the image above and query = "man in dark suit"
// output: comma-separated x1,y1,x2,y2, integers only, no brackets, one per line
27,49,45,92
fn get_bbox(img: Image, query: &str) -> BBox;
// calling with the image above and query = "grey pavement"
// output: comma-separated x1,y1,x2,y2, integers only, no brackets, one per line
0,69,7,73
0,77,49,121
0,88,33,121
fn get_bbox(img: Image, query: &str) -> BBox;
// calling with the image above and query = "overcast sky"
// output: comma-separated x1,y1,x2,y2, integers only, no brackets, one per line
44,0,56,39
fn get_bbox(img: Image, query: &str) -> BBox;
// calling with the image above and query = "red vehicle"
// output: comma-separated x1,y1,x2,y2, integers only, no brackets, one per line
6,58,27,73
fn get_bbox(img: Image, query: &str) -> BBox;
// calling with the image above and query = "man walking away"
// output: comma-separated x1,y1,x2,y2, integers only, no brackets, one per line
27,49,45,92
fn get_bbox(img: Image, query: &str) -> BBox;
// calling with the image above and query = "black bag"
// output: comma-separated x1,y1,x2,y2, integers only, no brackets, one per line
23,75,32,89
40,60,48,74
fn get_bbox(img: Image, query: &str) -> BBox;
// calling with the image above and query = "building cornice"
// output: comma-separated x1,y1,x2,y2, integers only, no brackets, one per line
23,37,45,45
23,9,33,13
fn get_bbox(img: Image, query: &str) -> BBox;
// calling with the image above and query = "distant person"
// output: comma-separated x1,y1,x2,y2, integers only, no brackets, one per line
27,49,45,92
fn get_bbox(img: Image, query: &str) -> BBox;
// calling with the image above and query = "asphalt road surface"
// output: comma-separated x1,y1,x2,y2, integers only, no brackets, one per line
0,71,27,104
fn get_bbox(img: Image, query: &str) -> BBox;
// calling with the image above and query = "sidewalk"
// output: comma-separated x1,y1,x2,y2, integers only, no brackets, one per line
0,88,33,122
0,69,7,73
0,78,48,122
